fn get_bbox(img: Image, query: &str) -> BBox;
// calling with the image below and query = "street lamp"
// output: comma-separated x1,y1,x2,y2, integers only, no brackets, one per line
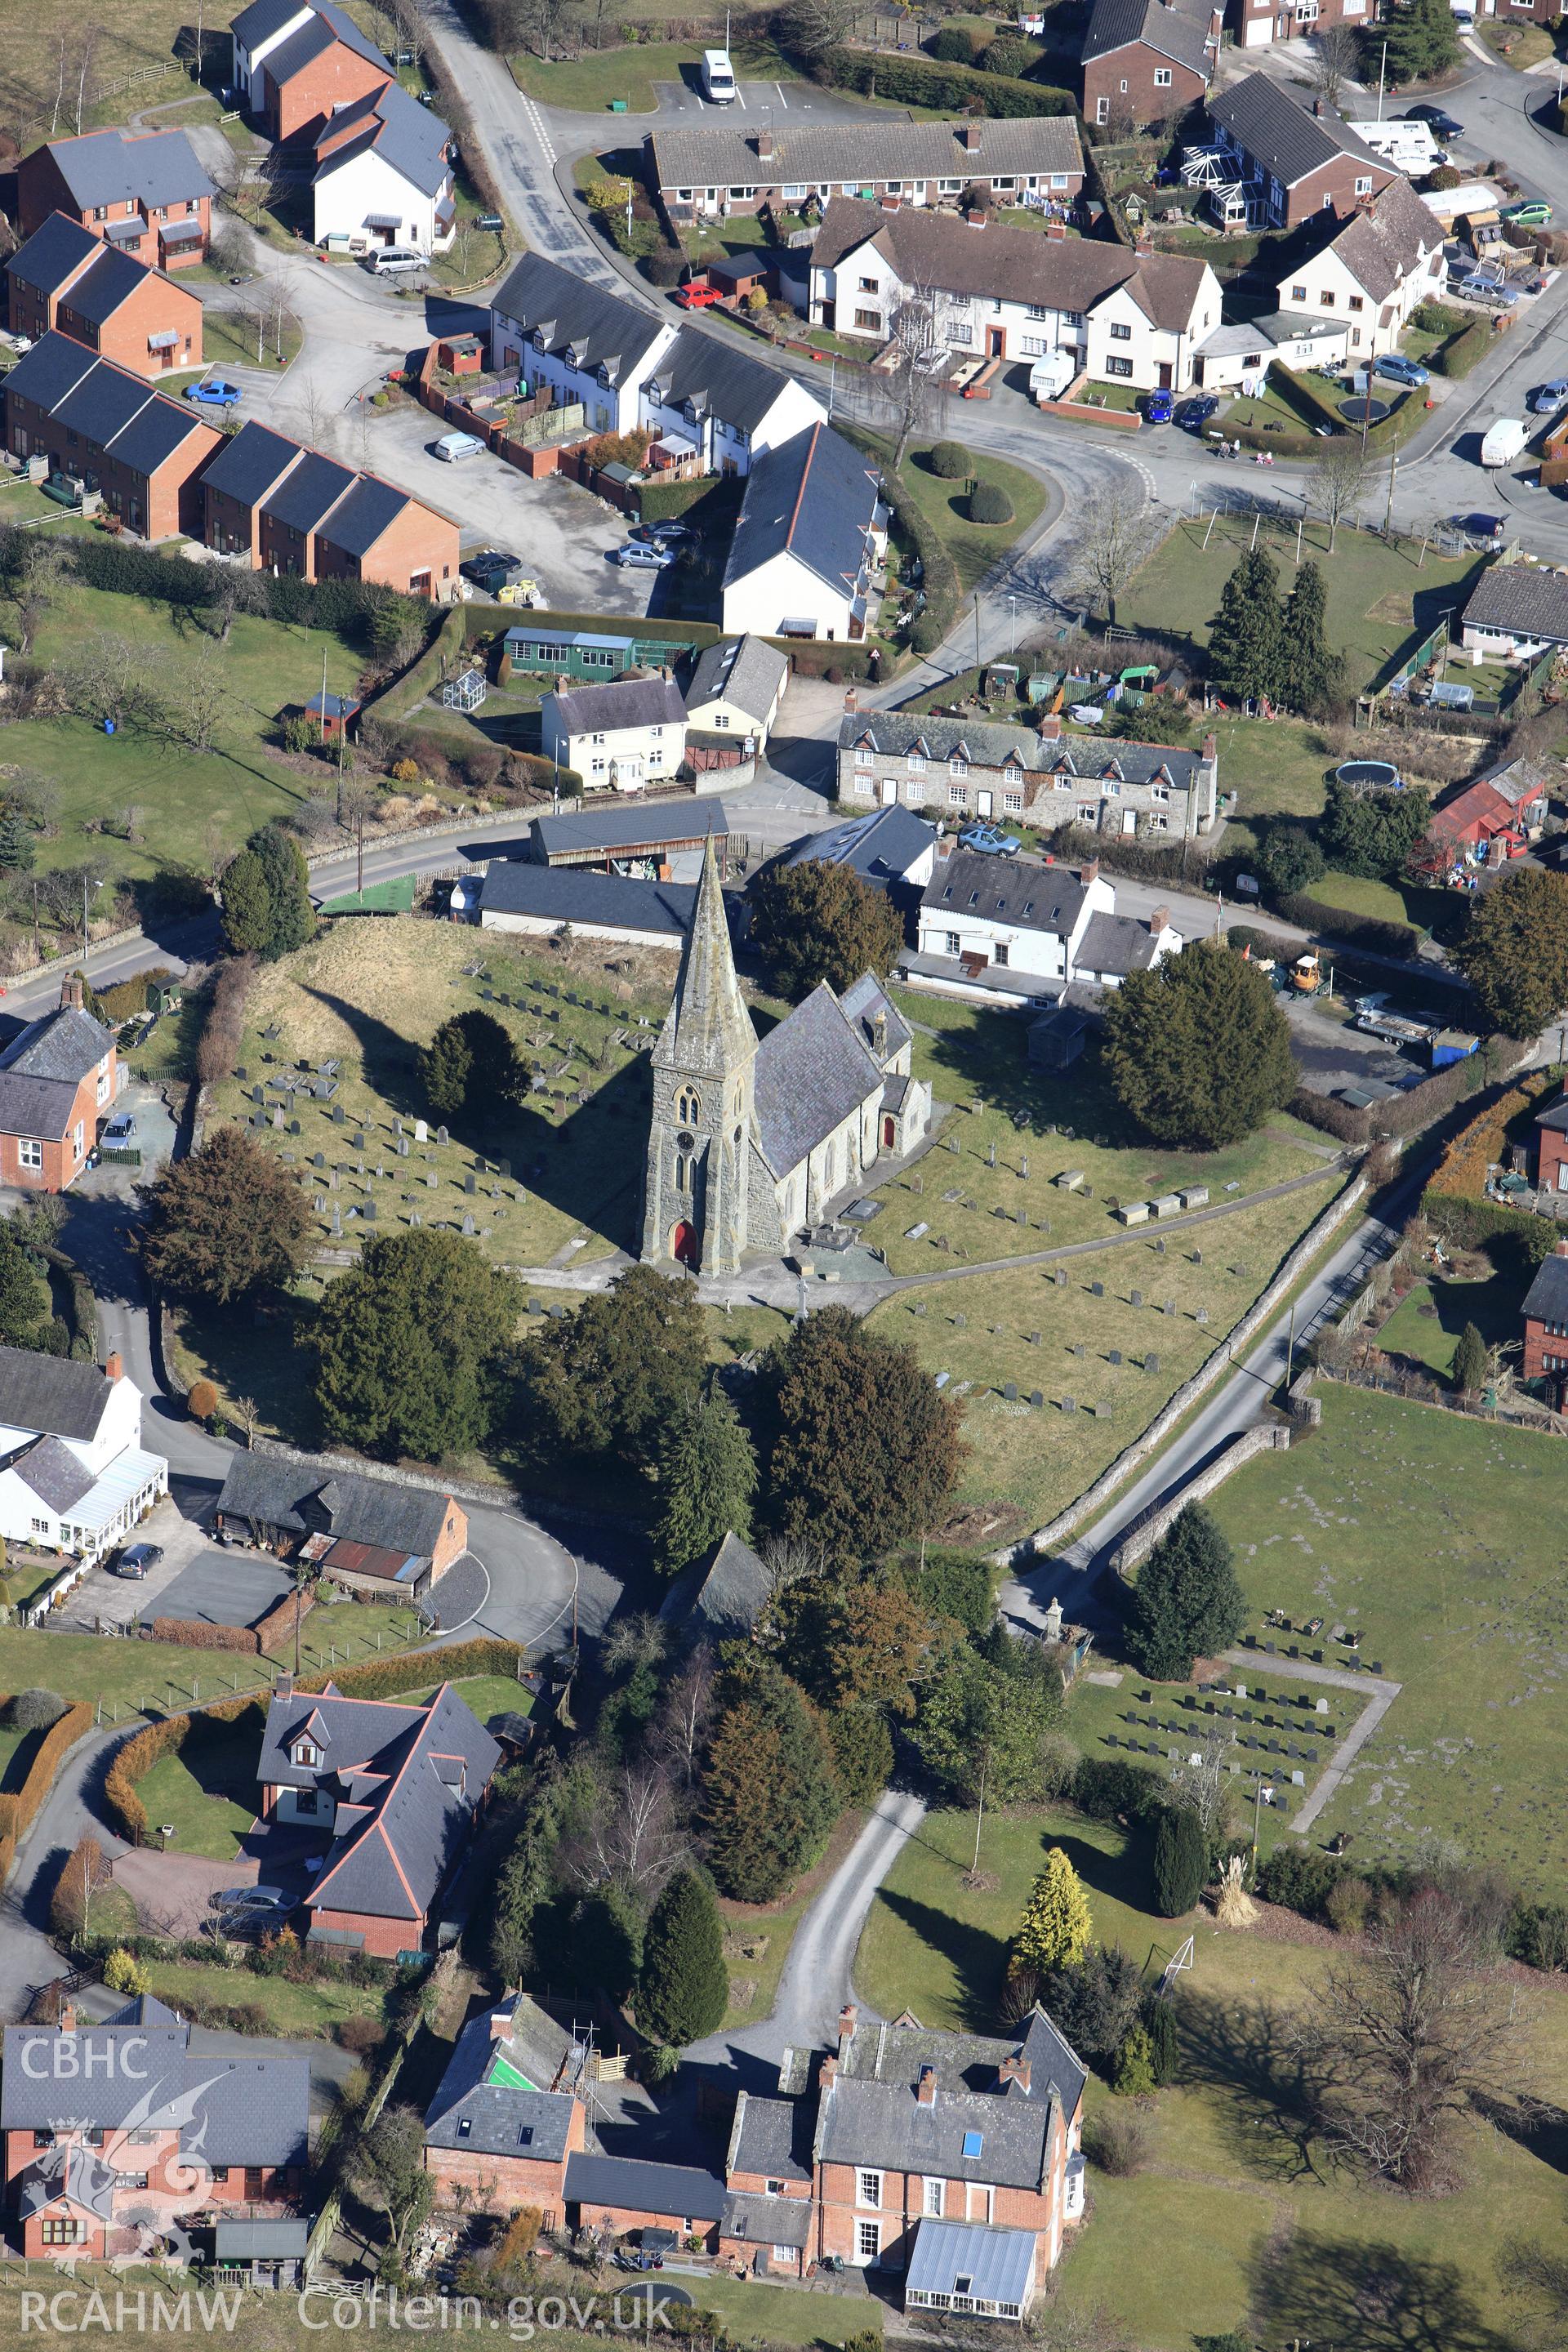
1008,593,1018,656
82,875,103,966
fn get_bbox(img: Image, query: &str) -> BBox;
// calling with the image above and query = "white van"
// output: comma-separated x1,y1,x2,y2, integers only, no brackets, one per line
434,430,486,462
371,244,427,274
1480,417,1528,468
702,47,736,101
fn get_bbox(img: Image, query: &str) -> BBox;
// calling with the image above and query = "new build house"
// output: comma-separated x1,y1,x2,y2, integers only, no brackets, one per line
2,331,221,539
1273,177,1446,358
310,78,456,253
807,200,1219,392
203,420,460,595
1235,0,1369,47
913,849,1181,1002
17,127,213,267
0,1343,167,1566
646,115,1084,228
639,328,825,479
229,0,394,142
840,708,1218,840
721,422,887,642
1080,0,1220,130
1209,76,1395,229
5,214,203,378
0,972,120,1193
1521,1236,1568,1383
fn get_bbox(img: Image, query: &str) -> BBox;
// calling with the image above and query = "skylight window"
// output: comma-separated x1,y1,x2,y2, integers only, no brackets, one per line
962,2131,984,2158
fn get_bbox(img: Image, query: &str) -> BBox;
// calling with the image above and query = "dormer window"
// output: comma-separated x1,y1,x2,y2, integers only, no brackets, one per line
293,1739,320,1768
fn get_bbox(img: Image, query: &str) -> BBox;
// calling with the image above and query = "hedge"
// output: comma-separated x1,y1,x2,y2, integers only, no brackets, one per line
1276,891,1418,960
832,422,961,657
296,1633,529,1700
0,1701,95,1882
66,533,419,642
463,607,719,652
767,639,878,679
376,606,466,724
814,46,1075,117
1273,364,1423,451
145,1587,314,1658
1433,318,1493,380
1043,821,1214,889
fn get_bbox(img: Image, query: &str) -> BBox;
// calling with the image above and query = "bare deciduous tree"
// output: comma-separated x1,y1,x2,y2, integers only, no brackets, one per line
1305,23,1361,112
564,1762,685,1903
1308,438,1374,552
1166,1722,1236,1840
599,1611,667,1678
647,1650,716,1787
1067,487,1160,626
880,285,943,471
176,641,231,753
291,376,332,453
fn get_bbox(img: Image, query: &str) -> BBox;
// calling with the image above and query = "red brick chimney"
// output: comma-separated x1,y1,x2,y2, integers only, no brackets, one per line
105,1350,123,1383
916,2065,938,2106
1557,1238,1568,1258
879,192,901,212
837,2003,858,2053
489,2007,514,2041
756,127,775,162
1313,96,1325,118
967,209,987,228
1045,222,1067,241
1081,857,1101,886
60,974,84,1011
1149,906,1170,935
60,2002,76,2034
1201,731,1217,764
844,684,858,714
998,2056,1031,2094
1038,713,1062,742
818,2055,839,2092
1134,229,1153,257
962,122,982,152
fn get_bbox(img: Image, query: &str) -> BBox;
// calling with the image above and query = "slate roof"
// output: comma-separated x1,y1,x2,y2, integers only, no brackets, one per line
231,0,310,51
816,2073,1054,2189
753,980,883,1177
201,419,305,507
1,2021,308,2164
40,128,214,214
1523,1250,1568,1325
530,800,727,860
1,1001,113,1085
1463,564,1568,644
906,2219,1037,2307
1209,74,1390,188
493,252,668,385
58,245,154,327
547,675,686,739
835,2006,1089,2123
809,198,1211,338
724,422,882,604
18,2145,120,2226
481,866,696,938
13,1435,98,1514
260,448,356,535
723,2190,813,2247
1076,910,1166,977
1294,174,1438,304
261,0,389,88
424,2002,582,2158
315,79,451,198
648,114,1083,198
924,849,1092,938
564,2153,728,2224
316,473,411,558
726,2090,814,2184
658,1529,771,1644
217,1453,454,1557
685,635,790,725
7,212,100,298
1,330,99,412
1081,0,1214,78
645,327,795,433
840,707,1207,783
109,394,211,479
839,970,913,1062
215,2221,311,2257
53,360,155,450
0,1347,118,1442
0,1074,81,1141
789,804,938,889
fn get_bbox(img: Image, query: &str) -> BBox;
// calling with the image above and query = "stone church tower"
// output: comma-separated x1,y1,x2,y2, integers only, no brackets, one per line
641,836,758,1276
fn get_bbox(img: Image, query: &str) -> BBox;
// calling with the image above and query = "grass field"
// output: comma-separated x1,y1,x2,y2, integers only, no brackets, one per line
0,2,197,143
137,1717,259,1859
510,33,791,110
1206,1383,1568,1892
868,1179,1344,1539
890,439,1049,599
857,1802,1568,2350
1121,517,1486,698
0,1605,427,1722
0,577,367,889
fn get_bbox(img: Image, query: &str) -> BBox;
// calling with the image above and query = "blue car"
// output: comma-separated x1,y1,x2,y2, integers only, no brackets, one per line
1532,377,1568,416
959,822,1022,857
1374,354,1430,390
185,378,241,408
1145,389,1174,425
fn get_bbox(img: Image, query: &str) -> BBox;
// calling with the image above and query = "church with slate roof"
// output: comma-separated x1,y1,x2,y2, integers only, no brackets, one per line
641,838,930,1273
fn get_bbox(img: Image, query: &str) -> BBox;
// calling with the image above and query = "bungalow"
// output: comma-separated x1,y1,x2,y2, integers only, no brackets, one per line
310,78,455,254
5,214,203,378
807,199,1219,394
256,1676,500,1958
1274,177,1446,359
501,624,695,684
1209,76,1395,230
541,674,688,795
2,1994,308,2262
2,331,220,540
0,1340,167,1566
229,0,394,143
1521,1236,1568,1384
684,635,791,751
840,707,1218,840
1461,565,1568,659
424,1993,588,2217
721,423,886,643
645,115,1084,229
1191,309,1350,392
491,252,675,439
214,1453,469,1601
1080,0,1220,131
17,127,213,267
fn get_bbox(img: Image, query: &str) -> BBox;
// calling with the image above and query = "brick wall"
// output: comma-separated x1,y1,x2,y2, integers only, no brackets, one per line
1277,152,1395,228
1537,1125,1568,1192
315,498,461,601
572,2200,719,2252
425,2135,578,2219
265,45,391,140
0,1058,108,1191
308,1903,423,1960
206,483,265,559
431,1501,469,1577
1082,48,1207,131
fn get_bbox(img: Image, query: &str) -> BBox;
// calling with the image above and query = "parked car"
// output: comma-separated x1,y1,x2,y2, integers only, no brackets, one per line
1459,274,1517,306
434,431,486,462
629,521,691,547
111,1543,163,1579
1144,388,1175,424
958,822,1022,857
1374,353,1430,389
214,1886,291,1913
675,281,723,309
1532,378,1568,415
1503,198,1552,229
185,379,240,408
1177,394,1219,432
369,245,427,275
1405,103,1463,137
610,541,675,568
102,1111,137,1143
1450,510,1508,546
461,548,520,582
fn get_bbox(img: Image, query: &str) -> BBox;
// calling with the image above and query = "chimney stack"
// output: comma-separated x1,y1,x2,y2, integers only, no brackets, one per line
1045,222,1067,241
105,1350,123,1383
756,127,774,161
1313,96,1325,117
818,2055,839,2092
489,2007,514,2041
1038,713,1062,742
844,684,858,714
274,1671,295,1701
1149,906,1170,936
1201,730,1217,764
1081,857,1100,886
1134,229,1152,257
60,2002,76,2034
61,974,84,1012
998,2056,1031,2095
916,2065,938,2106
838,2002,858,2053
962,122,982,152
967,209,987,228
1557,1239,1568,1258
879,192,901,212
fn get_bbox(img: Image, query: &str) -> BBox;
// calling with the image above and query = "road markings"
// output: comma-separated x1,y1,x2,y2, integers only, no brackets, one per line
517,89,556,166
775,81,789,108
735,81,746,107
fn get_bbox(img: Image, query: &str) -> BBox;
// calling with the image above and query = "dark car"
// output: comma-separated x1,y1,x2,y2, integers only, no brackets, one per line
1178,394,1219,432
461,548,521,583
628,521,691,548
112,1543,163,1579
1405,103,1463,138
1450,511,1508,546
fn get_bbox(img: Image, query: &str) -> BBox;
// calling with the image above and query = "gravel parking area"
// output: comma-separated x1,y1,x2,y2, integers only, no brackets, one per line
1283,995,1425,1101
155,1549,293,1630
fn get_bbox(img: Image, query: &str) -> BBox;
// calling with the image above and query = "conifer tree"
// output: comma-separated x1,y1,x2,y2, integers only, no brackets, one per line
1013,1848,1093,1972
1152,1808,1207,1918
650,1389,758,1579
1206,546,1285,705
219,848,272,956
1452,1321,1489,1396
251,822,314,958
1126,1504,1245,1682
637,1869,728,2047
702,1659,840,1901
0,812,35,872
1280,560,1346,715
420,1018,474,1122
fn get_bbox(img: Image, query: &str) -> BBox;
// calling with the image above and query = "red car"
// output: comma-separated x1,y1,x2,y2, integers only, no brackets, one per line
676,281,722,309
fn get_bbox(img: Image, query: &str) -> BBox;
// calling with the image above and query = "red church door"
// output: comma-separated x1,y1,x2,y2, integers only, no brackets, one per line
881,1115,897,1151
670,1221,697,1268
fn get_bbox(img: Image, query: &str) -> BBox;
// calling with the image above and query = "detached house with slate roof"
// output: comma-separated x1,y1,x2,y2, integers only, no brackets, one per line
17,127,214,267
1209,75,1395,229
424,1993,590,2216
0,1340,166,1566
1275,176,1445,359
2,1993,309,2261
310,77,456,254
721,423,887,643
0,973,119,1192
1461,564,1568,660
915,848,1182,1004
257,1677,500,1958
5,214,203,379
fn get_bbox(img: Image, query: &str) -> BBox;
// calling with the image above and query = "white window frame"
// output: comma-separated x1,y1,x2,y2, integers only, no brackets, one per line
18,1139,42,1170
923,2178,944,2217
857,2220,880,2262
857,2171,881,2209
1154,66,1172,85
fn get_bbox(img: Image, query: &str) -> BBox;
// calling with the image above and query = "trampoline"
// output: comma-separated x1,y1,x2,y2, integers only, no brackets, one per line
1339,398,1390,426
1334,760,1402,791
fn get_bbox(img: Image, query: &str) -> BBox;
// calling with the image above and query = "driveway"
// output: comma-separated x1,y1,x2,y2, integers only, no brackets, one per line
154,1548,293,1630
110,1845,258,1942
54,1488,213,1633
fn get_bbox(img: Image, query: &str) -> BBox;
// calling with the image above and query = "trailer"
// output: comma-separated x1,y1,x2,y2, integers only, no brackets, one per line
1356,1012,1436,1045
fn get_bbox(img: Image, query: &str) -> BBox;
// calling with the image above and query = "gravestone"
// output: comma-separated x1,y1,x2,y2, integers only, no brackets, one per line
987,1142,996,1169
398,1136,409,1158
414,1119,429,1143
1090,1281,1103,1298
1154,1238,1165,1255
1062,1396,1076,1414
913,1302,926,1316
331,1205,341,1237
1192,1248,1202,1265
352,1133,366,1152
1146,1354,1159,1376
329,1168,340,1191
313,1195,324,1214
287,1120,301,1137
271,1107,285,1129
236,1067,247,1085
426,1172,438,1190
332,1103,345,1125
462,1214,476,1236
1164,1300,1175,1316
499,1160,511,1179
252,1085,265,1106
1316,1698,1329,1715
363,1198,376,1222
1054,1267,1067,1285
436,1125,448,1147
1130,1289,1143,1308
1004,1382,1018,1401
1029,1390,1043,1409
1094,1401,1112,1418
912,1174,924,1195
466,1171,477,1196
1029,1330,1040,1346
1072,1342,1085,1357
1196,1307,1209,1326
947,1134,960,1153
1020,1156,1029,1181
1018,1206,1028,1226
954,1312,967,1329
411,1210,421,1227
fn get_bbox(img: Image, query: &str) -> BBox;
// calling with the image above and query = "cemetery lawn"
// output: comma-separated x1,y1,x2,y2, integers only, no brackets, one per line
0,576,366,888
856,1803,1568,2350
870,991,1336,1276
1205,1383,1568,1894
1120,516,1485,697
867,1178,1346,1543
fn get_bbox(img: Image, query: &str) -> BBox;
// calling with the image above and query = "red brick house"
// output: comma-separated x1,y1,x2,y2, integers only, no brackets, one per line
2,332,220,541
1522,1236,1568,1383
256,1677,499,1960
229,0,394,144
1534,1094,1568,1199
7,214,203,380
2,1993,307,2261
17,128,213,267
1081,0,1218,131
198,423,460,598
0,973,118,1192
423,1995,589,2216
567,2155,729,2252
1209,75,1395,229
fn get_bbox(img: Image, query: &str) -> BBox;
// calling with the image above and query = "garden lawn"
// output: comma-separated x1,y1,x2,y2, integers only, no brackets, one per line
136,1717,258,1860
0,0,198,142
891,440,1049,598
140,1955,390,2039
1120,517,1485,697
389,1673,532,1730
675,2275,880,2349
1375,1265,1526,1378
867,1179,1344,1540
509,35,790,110
1307,867,1457,939
867,992,1336,1275
198,304,304,375
0,1627,278,1718
857,1802,1568,2350
1205,1383,1568,1893
0,577,366,889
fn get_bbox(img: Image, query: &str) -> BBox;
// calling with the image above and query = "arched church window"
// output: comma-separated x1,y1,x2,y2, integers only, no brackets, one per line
678,1086,701,1124
675,1153,691,1195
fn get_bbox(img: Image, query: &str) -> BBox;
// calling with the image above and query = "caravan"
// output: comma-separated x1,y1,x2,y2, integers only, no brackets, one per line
1347,118,1446,175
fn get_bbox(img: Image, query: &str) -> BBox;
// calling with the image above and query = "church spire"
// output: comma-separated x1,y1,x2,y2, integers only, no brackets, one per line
656,832,755,1078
